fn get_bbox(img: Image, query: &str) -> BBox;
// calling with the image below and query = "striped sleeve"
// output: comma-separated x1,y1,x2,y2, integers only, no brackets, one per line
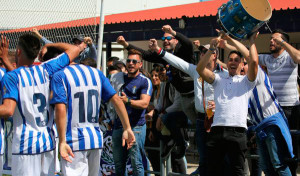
1,72,19,101
140,75,152,96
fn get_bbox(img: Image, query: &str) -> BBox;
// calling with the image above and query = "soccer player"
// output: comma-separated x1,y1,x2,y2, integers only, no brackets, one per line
0,34,81,176
50,58,135,176
0,35,15,175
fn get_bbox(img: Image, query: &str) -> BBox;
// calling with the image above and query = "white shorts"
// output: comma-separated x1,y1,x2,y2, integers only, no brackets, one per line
61,149,102,176
12,150,55,176
55,140,61,173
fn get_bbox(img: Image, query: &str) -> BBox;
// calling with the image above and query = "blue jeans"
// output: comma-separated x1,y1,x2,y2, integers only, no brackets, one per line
256,125,292,176
112,124,146,176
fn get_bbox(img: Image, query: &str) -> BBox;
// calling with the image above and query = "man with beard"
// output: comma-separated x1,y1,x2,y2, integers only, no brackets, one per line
259,29,300,175
109,49,152,176
117,25,195,158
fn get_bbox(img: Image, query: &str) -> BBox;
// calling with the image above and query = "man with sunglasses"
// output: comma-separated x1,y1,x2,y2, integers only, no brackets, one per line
109,49,152,176
117,24,197,125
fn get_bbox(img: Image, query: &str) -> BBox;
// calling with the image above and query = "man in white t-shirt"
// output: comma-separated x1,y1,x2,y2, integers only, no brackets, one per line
196,34,258,176
258,30,300,175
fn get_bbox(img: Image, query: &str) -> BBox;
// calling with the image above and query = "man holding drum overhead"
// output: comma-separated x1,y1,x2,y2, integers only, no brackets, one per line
196,33,259,176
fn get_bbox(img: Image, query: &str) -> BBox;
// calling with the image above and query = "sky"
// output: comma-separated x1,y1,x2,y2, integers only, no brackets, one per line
0,0,208,29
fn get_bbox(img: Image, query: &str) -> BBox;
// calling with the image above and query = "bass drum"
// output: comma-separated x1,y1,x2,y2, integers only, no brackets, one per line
217,0,272,40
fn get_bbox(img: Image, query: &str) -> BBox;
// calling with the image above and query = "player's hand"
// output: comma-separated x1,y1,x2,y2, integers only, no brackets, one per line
249,32,259,44
162,25,176,36
59,142,74,163
0,35,9,59
145,110,154,120
116,36,129,48
122,128,136,149
38,45,48,61
216,29,231,41
148,131,155,142
156,117,163,131
149,39,160,53
84,37,93,46
120,92,128,104
209,37,220,51
31,28,42,39
193,40,201,48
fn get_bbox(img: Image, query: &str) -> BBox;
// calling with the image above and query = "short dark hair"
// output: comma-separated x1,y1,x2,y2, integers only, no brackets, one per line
18,34,40,60
42,47,63,62
107,65,119,72
80,58,97,68
127,49,142,60
107,56,119,63
272,29,289,43
228,50,243,60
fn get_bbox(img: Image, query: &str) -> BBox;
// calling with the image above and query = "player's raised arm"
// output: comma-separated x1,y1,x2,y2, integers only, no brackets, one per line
39,42,81,63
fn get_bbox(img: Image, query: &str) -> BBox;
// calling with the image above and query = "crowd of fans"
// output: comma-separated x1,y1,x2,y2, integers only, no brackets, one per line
0,23,298,176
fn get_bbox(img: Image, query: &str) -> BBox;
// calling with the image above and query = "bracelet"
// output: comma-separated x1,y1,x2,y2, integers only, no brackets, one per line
281,40,285,44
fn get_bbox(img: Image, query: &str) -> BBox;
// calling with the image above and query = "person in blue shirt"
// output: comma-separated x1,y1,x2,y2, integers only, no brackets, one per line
110,49,152,176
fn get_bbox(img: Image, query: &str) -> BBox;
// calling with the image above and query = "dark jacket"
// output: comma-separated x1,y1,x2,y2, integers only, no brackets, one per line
126,32,194,94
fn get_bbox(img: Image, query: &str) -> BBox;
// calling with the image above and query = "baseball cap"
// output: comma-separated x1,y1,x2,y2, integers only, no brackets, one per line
72,35,84,43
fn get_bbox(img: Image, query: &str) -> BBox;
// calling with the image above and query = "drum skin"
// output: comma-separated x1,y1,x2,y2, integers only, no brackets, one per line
217,0,272,40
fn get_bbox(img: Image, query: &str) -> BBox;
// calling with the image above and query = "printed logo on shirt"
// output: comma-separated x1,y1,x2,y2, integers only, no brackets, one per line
132,86,137,94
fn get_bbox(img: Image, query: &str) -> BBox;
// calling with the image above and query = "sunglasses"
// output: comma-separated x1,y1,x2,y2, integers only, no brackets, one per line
161,36,175,41
126,59,140,64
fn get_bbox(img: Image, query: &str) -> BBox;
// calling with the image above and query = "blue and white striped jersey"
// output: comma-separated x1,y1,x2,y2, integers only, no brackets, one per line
0,53,70,155
248,67,282,126
50,64,116,151
0,67,6,155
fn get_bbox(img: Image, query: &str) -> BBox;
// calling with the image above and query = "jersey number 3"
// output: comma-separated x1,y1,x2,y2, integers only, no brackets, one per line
33,93,49,127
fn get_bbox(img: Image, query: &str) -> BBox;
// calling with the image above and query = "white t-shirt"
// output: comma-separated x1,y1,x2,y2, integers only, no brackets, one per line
211,72,257,128
259,51,299,106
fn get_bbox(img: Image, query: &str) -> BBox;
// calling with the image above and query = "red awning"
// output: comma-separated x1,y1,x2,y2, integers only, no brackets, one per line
2,0,299,33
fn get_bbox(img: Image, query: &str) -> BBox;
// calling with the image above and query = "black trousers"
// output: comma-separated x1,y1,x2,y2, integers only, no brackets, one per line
206,126,247,176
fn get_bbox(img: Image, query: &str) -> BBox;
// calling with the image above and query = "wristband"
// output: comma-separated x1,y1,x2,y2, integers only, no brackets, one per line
126,98,131,105
281,40,285,44
157,48,162,55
